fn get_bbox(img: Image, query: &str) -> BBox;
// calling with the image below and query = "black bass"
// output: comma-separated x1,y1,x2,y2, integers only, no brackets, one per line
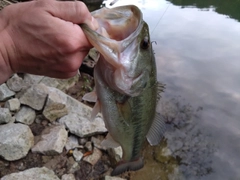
81,5,165,176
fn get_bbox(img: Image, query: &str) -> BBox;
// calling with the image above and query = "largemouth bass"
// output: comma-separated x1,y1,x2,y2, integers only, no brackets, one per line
81,5,165,176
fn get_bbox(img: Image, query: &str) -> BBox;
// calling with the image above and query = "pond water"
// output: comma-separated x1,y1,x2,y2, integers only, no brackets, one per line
103,0,240,179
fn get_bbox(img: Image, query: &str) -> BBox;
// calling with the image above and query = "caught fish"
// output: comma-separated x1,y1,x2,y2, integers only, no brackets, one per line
81,5,165,176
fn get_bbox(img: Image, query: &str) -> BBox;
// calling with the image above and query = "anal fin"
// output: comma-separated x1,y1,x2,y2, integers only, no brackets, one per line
146,112,166,146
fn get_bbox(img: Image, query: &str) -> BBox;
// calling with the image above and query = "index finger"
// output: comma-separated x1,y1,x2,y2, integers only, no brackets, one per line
46,0,98,30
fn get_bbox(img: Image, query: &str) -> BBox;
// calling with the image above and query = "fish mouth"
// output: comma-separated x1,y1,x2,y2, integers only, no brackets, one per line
80,5,144,69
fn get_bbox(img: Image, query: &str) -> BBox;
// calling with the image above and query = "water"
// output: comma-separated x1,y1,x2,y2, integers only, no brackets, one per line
104,0,240,179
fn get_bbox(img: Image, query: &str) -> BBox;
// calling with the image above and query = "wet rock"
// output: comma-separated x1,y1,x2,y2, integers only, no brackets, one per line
43,87,68,122
58,96,107,137
83,147,102,166
61,174,76,180
15,106,36,125
0,123,34,161
65,135,83,152
1,167,60,180
73,149,83,162
4,98,20,112
0,83,15,101
0,108,12,124
19,83,48,110
104,176,126,180
32,125,68,155
6,74,23,92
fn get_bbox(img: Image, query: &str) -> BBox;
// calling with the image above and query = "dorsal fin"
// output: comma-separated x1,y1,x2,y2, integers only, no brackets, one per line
146,112,166,146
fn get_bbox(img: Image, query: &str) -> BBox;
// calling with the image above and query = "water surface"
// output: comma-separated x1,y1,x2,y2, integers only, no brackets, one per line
104,0,240,179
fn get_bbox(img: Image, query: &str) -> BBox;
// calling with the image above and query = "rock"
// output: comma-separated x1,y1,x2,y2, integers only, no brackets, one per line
1,167,60,180
59,113,107,138
0,108,12,124
104,176,126,180
23,74,44,88
85,141,93,152
61,174,76,180
83,147,102,166
0,123,34,161
73,149,83,162
6,74,24,92
0,83,15,101
32,125,68,155
59,96,107,137
40,74,79,92
91,136,106,150
43,87,68,122
107,146,123,165
19,83,49,110
65,135,83,152
15,106,36,125
4,98,21,112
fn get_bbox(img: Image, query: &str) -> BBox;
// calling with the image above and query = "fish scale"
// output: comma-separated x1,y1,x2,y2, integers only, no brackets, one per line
81,5,166,176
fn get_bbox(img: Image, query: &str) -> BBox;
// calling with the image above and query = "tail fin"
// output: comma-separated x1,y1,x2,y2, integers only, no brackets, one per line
111,157,144,176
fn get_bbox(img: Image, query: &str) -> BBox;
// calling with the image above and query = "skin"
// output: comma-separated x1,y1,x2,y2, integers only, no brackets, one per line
0,0,98,84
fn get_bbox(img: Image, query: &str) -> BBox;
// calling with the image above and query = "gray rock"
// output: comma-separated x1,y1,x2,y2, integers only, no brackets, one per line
73,149,83,162
6,74,24,92
23,74,44,88
32,125,68,155
59,113,107,138
107,146,123,164
61,174,76,180
91,136,106,150
0,123,34,161
19,83,49,110
4,98,21,112
59,96,107,137
104,176,126,180
65,135,83,152
0,83,15,101
0,108,12,124
39,74,79,91
43,87,68,122
1,167,60,180
83,147,102,166
15,106,36,125
85,141,93,152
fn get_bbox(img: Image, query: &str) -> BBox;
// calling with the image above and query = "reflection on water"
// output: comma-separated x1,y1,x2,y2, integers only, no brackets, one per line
166,0,240,22
104,0,240,179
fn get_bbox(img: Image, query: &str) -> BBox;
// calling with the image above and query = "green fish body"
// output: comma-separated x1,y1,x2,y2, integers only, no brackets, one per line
81,5,165,176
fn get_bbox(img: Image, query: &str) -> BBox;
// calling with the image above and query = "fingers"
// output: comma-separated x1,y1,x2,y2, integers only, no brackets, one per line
47,0,98,30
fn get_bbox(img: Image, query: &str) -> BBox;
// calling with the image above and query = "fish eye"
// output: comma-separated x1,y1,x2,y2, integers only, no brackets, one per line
140,37,150,50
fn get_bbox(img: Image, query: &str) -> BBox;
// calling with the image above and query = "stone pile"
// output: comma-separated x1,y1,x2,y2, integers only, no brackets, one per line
0,73,125,180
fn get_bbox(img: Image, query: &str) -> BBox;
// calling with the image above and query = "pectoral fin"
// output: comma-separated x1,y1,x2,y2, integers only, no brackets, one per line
146,112,166,146
82,90,97,102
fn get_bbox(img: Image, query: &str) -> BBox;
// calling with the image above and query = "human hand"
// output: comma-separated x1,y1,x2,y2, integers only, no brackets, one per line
0,0,98,84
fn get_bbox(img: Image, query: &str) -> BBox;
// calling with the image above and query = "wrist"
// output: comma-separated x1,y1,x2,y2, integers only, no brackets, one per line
0,23,14,84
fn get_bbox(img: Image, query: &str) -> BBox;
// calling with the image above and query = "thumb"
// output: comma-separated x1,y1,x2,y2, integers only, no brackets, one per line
47,0,98,30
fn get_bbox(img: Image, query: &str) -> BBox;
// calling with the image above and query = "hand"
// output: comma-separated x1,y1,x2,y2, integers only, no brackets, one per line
0,0,98,84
